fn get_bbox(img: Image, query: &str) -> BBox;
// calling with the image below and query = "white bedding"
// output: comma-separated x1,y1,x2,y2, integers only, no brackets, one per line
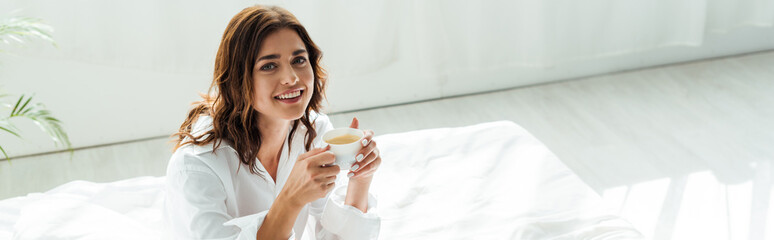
0,121,643,239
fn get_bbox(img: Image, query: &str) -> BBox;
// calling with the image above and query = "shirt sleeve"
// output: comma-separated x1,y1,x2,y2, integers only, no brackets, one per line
165,168,295,240
308,180,381,240
307,112,381,239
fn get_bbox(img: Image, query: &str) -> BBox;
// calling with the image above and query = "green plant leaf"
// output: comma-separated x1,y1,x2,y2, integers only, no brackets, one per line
14,94,32,116
0,15,57,51
10,94,22,117
0,144,8,160
0,14,65,157
0,123,20,138
5,95,71,150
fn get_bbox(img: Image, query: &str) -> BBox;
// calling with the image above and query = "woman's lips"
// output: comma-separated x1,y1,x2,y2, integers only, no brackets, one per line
274,90,303,104
274,88,304,98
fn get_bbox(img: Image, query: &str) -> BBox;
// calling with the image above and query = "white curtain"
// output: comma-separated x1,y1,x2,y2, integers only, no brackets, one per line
5,0,772,77
411,0,711,72
708,0,774,33
285,0,774,77
2,0,774,155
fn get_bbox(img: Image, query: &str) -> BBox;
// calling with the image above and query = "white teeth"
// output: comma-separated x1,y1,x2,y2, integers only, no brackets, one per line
276,90,301,99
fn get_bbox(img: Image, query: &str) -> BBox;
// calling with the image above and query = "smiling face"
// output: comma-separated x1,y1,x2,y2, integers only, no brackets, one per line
252,28,315,122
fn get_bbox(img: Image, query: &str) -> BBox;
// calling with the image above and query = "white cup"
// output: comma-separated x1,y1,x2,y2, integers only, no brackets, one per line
322,128,364,167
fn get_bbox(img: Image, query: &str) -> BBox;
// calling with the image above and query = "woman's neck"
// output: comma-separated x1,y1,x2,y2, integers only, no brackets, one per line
257,116,292,163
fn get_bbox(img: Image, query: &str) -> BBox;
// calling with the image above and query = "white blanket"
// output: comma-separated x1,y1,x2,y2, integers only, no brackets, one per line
0,121,643,239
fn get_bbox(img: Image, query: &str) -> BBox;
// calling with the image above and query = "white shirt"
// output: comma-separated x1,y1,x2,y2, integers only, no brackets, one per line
163,112,380,240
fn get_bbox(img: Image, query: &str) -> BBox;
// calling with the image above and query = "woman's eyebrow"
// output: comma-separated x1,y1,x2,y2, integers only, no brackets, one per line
292,49,307,56
257,49,307,62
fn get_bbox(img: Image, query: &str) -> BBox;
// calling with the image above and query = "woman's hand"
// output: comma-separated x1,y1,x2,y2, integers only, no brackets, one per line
344,117,380,212
347,117,381,181
279,146,340,208
261,147,338,239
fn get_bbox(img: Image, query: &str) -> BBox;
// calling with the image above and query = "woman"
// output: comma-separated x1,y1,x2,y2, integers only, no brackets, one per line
164,5,382,240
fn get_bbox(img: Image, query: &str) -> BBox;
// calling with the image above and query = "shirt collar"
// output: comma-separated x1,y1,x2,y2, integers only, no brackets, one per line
188,115,302,155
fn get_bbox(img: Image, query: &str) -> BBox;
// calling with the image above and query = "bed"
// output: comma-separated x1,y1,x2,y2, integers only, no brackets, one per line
0,121,643,239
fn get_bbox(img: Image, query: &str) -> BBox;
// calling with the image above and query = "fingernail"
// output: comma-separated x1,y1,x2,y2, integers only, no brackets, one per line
356,154,364,162
347,172,355,178
325,150,334,155
361,139,368,147
351,164,359,171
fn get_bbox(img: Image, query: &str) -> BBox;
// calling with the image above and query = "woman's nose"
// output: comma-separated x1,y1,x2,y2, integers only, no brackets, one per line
280,67,299,85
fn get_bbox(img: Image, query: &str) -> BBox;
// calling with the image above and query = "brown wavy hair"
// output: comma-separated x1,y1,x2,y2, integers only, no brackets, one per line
172,5,327,175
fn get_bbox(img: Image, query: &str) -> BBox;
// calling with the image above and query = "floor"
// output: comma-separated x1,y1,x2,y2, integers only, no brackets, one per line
2,50,773,240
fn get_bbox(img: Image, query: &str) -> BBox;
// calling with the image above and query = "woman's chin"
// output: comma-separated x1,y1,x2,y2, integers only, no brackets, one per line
282,106,309,121
287,112,305,121
260,98,311,121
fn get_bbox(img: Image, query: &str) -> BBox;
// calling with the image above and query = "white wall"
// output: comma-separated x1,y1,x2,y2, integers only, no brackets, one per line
2,0,774,157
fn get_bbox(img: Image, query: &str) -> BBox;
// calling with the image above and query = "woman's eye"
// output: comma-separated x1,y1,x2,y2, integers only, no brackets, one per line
260,63,276,71
293,57,307,65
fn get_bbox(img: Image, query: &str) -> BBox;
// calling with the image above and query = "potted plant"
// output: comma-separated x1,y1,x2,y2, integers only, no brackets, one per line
0,14,71,160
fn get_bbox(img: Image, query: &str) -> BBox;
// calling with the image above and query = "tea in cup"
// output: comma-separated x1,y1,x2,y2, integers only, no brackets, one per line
322,128,364,167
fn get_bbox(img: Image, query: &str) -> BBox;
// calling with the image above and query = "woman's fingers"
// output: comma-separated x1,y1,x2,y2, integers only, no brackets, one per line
349,117,359,129
321,163,340,176
359,130,375,147
299,145,331,162
344,127,381,178
316,175,337,195
322,181,335,195
320,175,336,185
355,140,376,163
353,129,375,162
352,148,378,172
307,150,336,168
350,156,381,178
